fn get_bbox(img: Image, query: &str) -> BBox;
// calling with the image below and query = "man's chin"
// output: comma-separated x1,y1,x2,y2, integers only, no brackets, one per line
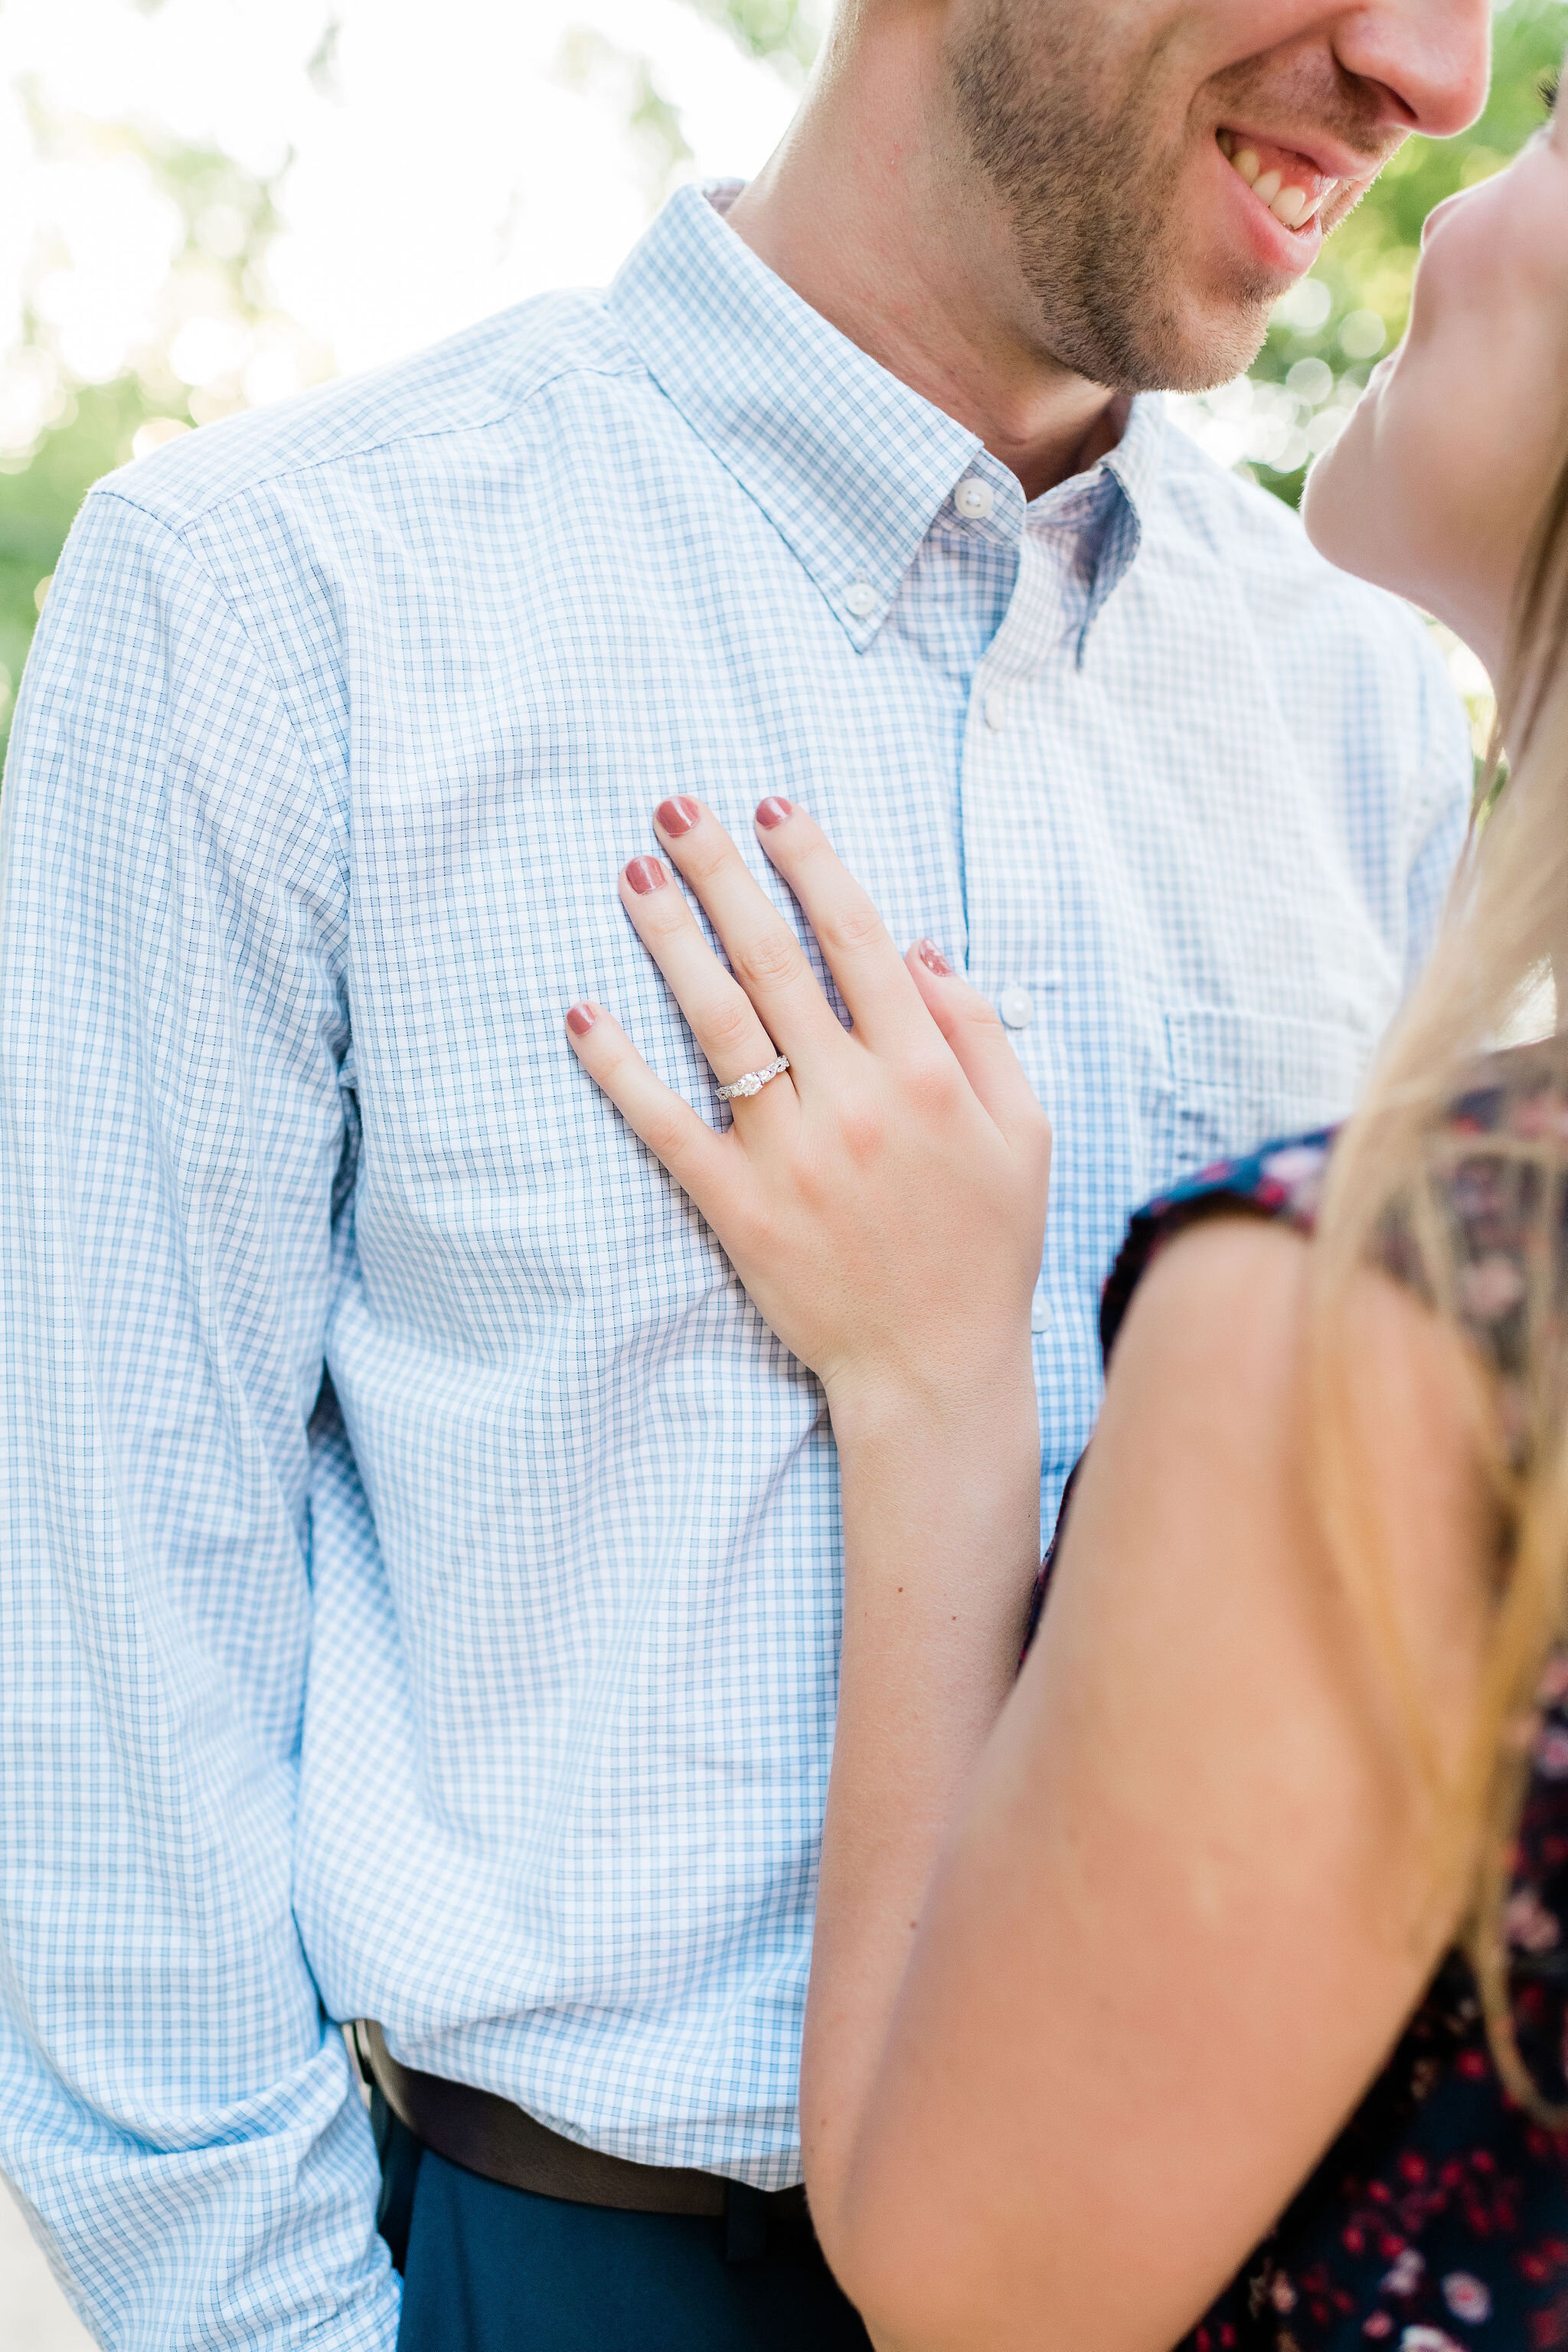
1121,297,1276,398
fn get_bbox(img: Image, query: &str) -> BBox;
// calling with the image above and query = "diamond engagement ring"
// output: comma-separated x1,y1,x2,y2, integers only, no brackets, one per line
717,1054,790,1103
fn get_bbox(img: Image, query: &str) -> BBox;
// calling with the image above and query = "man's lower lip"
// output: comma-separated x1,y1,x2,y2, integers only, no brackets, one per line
1216,131,1338,237
1218,152,1325,269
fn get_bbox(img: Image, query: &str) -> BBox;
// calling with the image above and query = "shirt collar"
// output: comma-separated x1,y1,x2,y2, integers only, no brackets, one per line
1033,394,1168,658
609,182,982,649
1101,390,1165,520
609,181,1166,652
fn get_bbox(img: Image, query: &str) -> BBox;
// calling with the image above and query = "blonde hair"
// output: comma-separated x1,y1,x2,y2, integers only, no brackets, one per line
1312,443,1568,2116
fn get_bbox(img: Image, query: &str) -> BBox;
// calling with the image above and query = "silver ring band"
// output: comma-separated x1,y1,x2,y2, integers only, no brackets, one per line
717,1054,790,1103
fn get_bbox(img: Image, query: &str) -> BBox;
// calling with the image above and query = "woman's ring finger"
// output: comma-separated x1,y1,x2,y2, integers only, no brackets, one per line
618,857,794,1117
716,1055,791,1104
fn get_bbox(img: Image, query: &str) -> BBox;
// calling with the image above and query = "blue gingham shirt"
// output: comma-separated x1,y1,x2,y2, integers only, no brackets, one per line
0,181,1469,2349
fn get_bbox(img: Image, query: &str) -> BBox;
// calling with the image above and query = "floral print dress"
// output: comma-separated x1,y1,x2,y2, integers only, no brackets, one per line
1027,1040,1568,2352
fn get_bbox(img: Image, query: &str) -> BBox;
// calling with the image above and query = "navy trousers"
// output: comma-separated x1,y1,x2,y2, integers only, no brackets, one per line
378,2103,874,2352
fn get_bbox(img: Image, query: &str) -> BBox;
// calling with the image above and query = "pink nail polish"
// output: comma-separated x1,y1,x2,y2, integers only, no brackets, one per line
917,939,954,978
755,797,792,831
624,857,668,895
656,796,700,837
566,1003,597,1037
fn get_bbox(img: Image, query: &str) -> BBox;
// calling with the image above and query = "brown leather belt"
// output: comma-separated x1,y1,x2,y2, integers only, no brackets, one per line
354,2021,807,2234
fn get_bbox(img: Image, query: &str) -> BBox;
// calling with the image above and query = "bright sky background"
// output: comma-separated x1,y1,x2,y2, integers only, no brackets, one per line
0,0,808,380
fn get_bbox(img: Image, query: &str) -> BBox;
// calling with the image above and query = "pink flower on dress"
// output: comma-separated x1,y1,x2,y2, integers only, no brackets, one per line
1458,1255,1527,1322
1270,2273,1298,2312
1506,1888,1562,1954
1537,1654,1568,1707
1382,2249,1426,2298
1441,2273,1492,2324
1513,1093,1568,1142
1261,1145,1328,1191
1363,2318,1394,2341
1397,2331,1463,2352
1536,1727,1568,1781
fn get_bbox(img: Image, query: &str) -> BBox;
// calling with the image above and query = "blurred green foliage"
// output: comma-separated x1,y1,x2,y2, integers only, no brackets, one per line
557,31,695,208
682,0,821,80
0,379,145,745
0,103,322,765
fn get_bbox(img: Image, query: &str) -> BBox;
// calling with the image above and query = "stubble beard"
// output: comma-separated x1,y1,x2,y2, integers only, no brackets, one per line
947,5,1290,396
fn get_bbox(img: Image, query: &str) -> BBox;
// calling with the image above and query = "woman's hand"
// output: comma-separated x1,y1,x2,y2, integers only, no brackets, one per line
564,794,1050,1419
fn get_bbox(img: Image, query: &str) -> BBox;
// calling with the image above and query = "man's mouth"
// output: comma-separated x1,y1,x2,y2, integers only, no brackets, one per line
1217,128,1344,233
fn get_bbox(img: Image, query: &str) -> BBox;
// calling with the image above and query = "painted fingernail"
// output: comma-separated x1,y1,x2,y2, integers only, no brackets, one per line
755,796,792,831
916,939,954,977
566,1003,597,1037
624,857,668,895
655,796,700,837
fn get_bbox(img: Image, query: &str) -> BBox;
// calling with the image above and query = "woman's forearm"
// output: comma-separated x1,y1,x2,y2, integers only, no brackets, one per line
802,1351,1042,2268
800,1228,1494,2352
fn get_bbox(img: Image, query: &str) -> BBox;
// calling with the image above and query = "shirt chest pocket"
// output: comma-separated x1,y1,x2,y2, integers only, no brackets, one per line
1161,1007,1372,1180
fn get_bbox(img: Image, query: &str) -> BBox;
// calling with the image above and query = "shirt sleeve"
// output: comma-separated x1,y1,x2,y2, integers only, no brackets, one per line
1402,633,1475,991
0,488,397,2350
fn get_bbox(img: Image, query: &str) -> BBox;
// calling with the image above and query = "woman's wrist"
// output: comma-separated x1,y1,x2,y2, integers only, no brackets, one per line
823,1337,1040,1456
825,1344,1043,1593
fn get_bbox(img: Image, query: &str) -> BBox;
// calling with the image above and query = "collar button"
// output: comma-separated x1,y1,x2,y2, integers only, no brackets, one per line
954,476,995,522
843,580,877,619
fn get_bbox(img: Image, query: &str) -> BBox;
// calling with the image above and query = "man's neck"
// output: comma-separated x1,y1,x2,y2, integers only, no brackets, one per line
724,11,1127,503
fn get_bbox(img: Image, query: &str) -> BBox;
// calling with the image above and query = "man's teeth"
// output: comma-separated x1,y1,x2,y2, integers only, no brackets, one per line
1217,130,1334,230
